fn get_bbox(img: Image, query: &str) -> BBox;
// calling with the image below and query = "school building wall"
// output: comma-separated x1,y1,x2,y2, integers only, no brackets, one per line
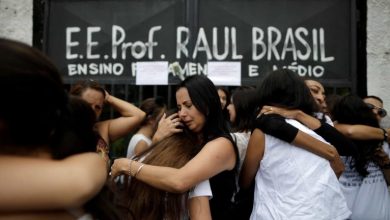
0,0,389,111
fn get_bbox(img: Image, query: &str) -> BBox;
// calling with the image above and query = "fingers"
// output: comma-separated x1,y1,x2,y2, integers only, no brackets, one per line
109,158,127,179
260,105,275,115
166,113,178,120
158,113,167,124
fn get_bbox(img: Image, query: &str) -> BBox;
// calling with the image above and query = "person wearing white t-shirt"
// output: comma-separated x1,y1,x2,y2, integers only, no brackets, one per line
127,97,166,158
240,69,350,220
332,94,390,220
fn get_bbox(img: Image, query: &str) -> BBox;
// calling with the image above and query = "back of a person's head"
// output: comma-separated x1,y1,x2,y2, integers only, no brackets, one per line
139,96,166,126
325,94,342,119
230,86,257,132
332,94,382,177
0,38,67,153
178,75,229,141
69,79,106,98
51,95,98,159
255,69,317,114
126,124,201,219
332,94,379,127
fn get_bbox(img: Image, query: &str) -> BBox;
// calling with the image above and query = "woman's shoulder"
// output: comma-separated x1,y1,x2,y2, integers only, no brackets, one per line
206,136,234,146
130,133,151,143
203,136,237,157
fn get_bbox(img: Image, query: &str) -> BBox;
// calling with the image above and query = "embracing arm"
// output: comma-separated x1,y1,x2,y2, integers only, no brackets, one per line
111,137,236,193
256,114,338,160
96,92,146,143
256,113,344,177
0,211,75,220
239,129,265,189
259,106,358,156
0,153,107,211
335,124,390,142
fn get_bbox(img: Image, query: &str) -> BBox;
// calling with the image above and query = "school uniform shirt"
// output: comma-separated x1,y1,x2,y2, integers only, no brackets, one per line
231,131,251,174
251,119,351,220
338,142,390,220
126,134,152,158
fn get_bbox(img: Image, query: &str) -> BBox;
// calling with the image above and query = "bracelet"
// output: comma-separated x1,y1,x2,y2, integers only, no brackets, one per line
381,128,388,142
134,163,145,178
128,160,134,176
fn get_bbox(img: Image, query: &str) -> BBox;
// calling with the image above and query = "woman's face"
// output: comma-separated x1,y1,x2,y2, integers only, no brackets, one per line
176,87,206,133
227,99,236,123
81,88,105,119
363,97,385,122
305,80,327,112
218,89,227,109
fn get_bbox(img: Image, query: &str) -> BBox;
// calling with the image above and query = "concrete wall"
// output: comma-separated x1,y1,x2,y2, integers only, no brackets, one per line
0,0,32,45
0,0,389,110
367,0,390,113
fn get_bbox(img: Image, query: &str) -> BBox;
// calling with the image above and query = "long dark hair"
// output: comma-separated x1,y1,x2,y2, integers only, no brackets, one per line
119,128,202,220
255,69,318,115
332,94,382,177
216,86,231,126
230,86,257,132
178,75,233,144
51,95,98,159
0,38,68,154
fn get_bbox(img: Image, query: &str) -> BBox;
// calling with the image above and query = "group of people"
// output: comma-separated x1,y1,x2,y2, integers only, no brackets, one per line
1,37,390,220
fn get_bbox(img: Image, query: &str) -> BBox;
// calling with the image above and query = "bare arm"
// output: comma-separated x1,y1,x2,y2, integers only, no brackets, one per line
240,129,265,189
96,92,146,143
292,131,344,178
133,140,151,156
189,196,212,220
335,123,389,142
256,112,338,161
256,111,344,177
260,106,321,130
111,137,236,193
0,153,107,211
0,211,74,220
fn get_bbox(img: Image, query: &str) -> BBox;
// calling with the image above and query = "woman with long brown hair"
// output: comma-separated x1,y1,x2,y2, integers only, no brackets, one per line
116,125,210,219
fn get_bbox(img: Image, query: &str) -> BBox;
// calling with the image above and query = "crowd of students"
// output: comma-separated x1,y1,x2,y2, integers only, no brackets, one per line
1,38,390,220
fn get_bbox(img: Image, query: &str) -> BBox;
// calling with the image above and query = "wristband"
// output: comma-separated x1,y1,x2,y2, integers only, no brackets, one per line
381,128,388,142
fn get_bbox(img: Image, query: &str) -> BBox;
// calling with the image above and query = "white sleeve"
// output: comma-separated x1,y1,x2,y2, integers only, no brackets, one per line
382,141,390,156
188,179,212,200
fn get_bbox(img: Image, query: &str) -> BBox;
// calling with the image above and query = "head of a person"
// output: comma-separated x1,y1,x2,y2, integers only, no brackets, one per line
227,86,257,132
363,95,386,122
69,79,106,119
139,96,167,130
217,87,230,110
255,69,318,114
304,79,327,113
332,94,379,127
331,94,381,177
51,95,98,159
124,126,201,220
0,38,67,155
176,75,229,141
325,94,342,121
